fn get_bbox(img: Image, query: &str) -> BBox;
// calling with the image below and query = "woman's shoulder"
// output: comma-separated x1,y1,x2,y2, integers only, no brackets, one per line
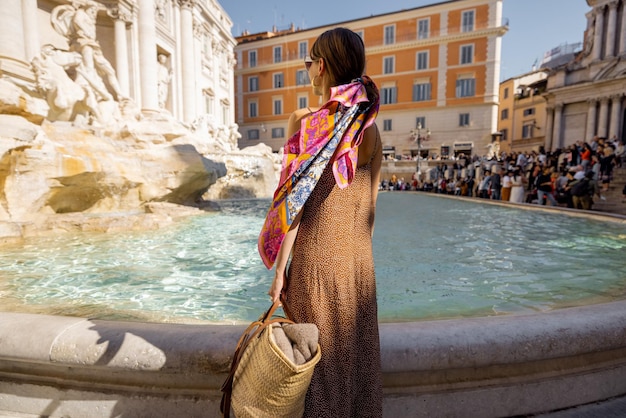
287,107,318,137
357,123,380,167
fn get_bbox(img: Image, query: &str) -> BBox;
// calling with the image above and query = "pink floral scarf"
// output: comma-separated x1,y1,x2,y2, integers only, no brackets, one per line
258,77,379,268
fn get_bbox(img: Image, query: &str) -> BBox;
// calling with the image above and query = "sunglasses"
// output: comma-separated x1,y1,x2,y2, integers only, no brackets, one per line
304,56,316,70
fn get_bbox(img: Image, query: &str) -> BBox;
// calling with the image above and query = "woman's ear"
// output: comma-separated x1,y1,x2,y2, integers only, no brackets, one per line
318,57,324,75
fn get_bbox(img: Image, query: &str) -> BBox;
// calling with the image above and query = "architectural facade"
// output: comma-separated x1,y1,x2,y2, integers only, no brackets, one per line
498,71,549,153
544,0,626,150
0,0,236,130
233,0,507,160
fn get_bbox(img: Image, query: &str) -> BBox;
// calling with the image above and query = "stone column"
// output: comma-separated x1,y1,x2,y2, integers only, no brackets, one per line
609,94,623,139
598,97,610,138
109,7,132,97
606,1,619,58
593,7,604,61
586,99,597,141
138,0,159,112
179,0,196,122
553,103,564,149
0,0,25,62
620,0,626,56
545,106,554,151
21,0,39,61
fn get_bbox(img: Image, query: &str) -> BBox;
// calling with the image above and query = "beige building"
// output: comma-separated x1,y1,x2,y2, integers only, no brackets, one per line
498,70,548,153
0,0,236,128
234,0,508,160
544,0,626,150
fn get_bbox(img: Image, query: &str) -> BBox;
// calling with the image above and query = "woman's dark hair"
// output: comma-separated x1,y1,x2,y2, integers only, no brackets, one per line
310,27,377,103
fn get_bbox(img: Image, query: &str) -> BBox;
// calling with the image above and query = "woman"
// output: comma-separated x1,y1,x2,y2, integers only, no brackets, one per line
509,168,526,203
580,142,592,171
599,146,617,192
260,28,383,417
501,169,513,202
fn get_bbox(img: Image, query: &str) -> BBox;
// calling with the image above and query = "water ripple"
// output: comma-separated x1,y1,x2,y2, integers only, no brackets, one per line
0,195,625,323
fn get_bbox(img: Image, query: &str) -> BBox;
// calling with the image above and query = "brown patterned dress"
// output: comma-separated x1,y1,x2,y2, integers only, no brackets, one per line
285,159,383,418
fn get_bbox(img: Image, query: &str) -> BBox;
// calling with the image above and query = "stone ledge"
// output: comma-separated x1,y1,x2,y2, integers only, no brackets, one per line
0,300,624,416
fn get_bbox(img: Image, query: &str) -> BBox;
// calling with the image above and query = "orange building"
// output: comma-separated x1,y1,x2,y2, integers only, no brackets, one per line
234,0,507,161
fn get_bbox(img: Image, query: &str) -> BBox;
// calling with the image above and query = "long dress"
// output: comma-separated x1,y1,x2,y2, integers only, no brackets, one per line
509,175,525,203
285,160,383,418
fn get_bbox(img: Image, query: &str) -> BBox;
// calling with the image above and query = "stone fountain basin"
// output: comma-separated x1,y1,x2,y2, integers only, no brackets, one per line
0,300,624,417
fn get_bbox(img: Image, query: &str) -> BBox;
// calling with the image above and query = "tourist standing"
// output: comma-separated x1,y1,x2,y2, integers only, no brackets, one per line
491,167,502,200
501,169,513,202
599,146,617,192
536,166,558,206
509,168,526,203
261,27,383,417
478,170,491,199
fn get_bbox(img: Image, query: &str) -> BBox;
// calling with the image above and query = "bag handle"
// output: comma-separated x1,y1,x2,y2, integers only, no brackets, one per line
220,296,294,417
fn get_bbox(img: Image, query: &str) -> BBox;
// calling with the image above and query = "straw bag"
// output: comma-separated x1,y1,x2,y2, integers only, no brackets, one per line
220,298,321,418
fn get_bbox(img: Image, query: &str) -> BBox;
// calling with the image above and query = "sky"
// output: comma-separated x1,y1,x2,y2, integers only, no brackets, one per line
220,0,591,81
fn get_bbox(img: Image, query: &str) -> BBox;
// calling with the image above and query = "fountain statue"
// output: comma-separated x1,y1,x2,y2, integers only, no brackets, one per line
0,1,279,242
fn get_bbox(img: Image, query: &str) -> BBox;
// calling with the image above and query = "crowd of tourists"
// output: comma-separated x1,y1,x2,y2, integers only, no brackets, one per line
380,136,625,211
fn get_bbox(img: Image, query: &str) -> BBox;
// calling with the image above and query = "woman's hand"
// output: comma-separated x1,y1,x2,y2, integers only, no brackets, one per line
268,270,285,303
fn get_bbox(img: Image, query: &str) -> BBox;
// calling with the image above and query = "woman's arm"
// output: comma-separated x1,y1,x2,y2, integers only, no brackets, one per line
268,211,302,303
268,109,311,302
369,126,382,237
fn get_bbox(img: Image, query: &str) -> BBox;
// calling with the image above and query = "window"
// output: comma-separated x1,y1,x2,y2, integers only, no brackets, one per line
248,129,259,140
298,96,308,109
501,108,509,120
273,73,284,88
459,113,470,126
249,76,259,92
413,83,431,101
460,44,474,64
273,98,282,115
296,69,309,86
222,102,229,125
456,78,476,97
248,50,257,67
462,10,475,32
248,101,257,118
416,51,428,70
273,46,282,63
522,123,534,138
523,108,536,116
418,19,429,39
272,127,285,138
383,56,395,74
415,116,426,129
298,41,308,59
381,87,397,104
383,119,392,131
384,25,395,45
204,89,214,114
501,128,508,141
504,87,509,99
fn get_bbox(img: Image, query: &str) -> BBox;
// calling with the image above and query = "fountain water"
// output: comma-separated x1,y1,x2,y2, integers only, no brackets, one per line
0,194,625,417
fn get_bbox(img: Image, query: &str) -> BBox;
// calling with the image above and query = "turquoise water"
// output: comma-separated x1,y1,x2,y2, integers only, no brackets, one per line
0,194,625,323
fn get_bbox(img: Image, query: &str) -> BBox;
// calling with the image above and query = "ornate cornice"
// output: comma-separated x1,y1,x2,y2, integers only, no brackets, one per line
107,6,133,23
177,0,195,10
193,21,205,38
